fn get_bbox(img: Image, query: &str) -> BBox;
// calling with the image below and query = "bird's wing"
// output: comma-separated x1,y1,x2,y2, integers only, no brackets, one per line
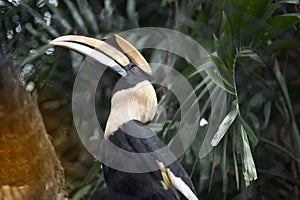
120,120,197,194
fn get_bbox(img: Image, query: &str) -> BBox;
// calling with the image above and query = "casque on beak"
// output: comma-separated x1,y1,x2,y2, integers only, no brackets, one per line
50,34,152,76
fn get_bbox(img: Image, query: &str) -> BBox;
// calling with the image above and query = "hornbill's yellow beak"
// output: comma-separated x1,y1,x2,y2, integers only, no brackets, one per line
50,34,152,75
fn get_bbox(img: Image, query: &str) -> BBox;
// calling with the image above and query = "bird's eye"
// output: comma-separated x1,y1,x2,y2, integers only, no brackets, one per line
124,62,137,71
131,66,137,71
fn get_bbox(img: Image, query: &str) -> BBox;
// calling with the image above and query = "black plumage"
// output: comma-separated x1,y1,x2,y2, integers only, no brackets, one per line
101,120,196,200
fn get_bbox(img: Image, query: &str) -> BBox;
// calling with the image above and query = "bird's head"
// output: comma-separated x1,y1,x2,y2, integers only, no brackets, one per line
50,35,157,138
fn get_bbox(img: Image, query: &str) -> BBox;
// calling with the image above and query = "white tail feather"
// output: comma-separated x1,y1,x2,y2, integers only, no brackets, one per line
167,169,199,200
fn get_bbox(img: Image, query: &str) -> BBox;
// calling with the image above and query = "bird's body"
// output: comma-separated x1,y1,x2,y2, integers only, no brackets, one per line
102,120,196,200
50,34,198,200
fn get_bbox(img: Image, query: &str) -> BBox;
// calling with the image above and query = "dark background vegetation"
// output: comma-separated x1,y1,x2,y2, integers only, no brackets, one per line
0,0,299,199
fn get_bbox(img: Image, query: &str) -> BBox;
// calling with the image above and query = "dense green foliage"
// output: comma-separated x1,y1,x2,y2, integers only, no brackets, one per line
1,0,300,199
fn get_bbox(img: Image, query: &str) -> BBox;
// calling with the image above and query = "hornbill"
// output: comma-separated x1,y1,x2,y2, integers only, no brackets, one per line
50,34,198,200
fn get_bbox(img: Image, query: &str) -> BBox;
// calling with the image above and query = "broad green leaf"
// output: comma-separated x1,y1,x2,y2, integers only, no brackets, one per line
241,125,257,187
205,67,235,95
266,40,300,53
218,12,234,66
209,146,222,192
258,168,300,185
245,92,263,112
259,136,300,163
262,3,278,21
157,73,212,126
247,112,260,130
72,185,92,200
213,34,220,56
199,86,227,158
211,108,239,146
83,161,101,183
222,0,274,45
210,54,234,88
235,0,271,16
227,0,271,38
222,134,229,193
278,0,300,4
265,13,300,41
237,49,263,63
232,127,240,190
220,11,232,39
198,156,211,192
240,117,259,147
89,176,106,196
264,101,272,128
273,60,300,170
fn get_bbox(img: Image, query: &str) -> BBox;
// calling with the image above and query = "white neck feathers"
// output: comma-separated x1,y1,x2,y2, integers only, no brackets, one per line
104,80,157,138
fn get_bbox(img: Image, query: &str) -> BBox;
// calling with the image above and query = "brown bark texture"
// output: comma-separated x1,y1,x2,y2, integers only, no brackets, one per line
0,53,66,200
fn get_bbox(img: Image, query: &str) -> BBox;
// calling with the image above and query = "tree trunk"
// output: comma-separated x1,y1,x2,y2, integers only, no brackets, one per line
0,53,66,199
